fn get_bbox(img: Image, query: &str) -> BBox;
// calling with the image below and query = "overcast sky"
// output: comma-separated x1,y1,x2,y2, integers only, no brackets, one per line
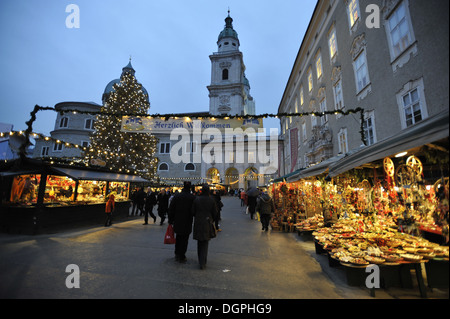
0,0,317,136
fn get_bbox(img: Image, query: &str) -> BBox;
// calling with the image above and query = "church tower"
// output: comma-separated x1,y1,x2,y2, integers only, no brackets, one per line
207,11,255,116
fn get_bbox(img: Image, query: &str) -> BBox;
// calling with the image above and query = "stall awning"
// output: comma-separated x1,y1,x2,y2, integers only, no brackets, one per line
286,154,345,182
327,110,449,178
50,167,149,183
272,169,303,183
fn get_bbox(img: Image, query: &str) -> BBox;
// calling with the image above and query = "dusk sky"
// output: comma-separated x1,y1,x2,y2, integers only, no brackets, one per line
0,0,317,138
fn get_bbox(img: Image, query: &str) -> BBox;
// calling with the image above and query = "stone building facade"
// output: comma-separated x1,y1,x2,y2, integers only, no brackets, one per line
156,12,276,189
32,101,101,159
278,0,449,175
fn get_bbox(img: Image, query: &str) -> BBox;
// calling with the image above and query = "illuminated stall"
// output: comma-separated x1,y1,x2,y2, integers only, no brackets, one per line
269,111,449,295
0,158,148,234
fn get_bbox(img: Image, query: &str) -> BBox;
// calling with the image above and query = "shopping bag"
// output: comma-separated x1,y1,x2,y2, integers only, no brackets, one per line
164,224,176,244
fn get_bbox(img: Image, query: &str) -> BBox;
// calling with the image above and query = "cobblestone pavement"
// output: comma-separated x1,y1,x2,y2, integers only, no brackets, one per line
0,196,448,300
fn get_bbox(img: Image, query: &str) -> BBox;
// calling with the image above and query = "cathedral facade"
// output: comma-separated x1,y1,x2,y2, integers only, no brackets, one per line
32,12,278,189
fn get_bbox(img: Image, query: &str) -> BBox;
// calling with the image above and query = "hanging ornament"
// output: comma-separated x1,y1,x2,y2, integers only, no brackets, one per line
383,157,395,177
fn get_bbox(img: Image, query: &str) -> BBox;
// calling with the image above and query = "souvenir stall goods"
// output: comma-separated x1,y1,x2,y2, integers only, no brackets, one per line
272,151,449,245
1,159,148,234
312,217,449,266
7,174,130,206
270,181,328,231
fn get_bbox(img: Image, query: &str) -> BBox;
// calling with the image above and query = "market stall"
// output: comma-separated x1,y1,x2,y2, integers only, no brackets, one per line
0,158,149,234
268,111,449,295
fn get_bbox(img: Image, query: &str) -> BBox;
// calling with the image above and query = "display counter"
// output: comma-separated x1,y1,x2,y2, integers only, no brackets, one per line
0,159,149,234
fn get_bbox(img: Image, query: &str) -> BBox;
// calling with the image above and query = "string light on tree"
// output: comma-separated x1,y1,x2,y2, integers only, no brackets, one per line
82,65,158,180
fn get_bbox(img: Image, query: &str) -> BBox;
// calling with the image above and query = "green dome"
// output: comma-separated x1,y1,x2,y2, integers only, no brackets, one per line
218,27,238,41
218,14,239,41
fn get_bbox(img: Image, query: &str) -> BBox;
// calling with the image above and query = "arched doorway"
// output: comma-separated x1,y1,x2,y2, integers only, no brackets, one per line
225,167,239,190
206,167,220,184
244,167,258,189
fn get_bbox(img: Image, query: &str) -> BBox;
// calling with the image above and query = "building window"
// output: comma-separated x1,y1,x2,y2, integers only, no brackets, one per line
333,79,344,112
347,0,360,30
387,1,412,58
81,141,90,148
300,86,304,106
338,128,348,154
396,78,428,129
362,111,376,146
383,0,417,70
222,69,229,80
159,142,170,154
185,141,197,153
41,146,49,156
308,67,313,93
85,118,95,130
318,96,328,126
328,27,338,61
184,163,195,171
315,52,323,81
158,163,169,171
402,88,422,127
353,51,370,92
302,122,307,142
59,117,68,128
53,143,63,152
248,151,256,163
309,101,317,127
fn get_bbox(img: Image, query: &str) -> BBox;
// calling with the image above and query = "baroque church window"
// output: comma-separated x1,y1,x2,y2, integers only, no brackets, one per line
85,118,95,130
59,117,68,128
158,163,169,171
222,69,229,80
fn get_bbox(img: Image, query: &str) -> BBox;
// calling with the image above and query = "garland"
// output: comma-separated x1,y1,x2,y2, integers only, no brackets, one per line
15,104,368,161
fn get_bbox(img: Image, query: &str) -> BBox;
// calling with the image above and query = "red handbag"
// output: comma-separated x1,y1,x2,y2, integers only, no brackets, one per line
164,224,176,244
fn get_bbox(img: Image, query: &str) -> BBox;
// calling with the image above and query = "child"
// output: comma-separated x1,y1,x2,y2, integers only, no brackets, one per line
105,194,115,226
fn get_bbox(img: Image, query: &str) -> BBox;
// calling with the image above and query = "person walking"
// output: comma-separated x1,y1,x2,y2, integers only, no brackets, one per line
143,187,157,224
130,188,138,216
135,187,146,216
168,182,195,263
256,192,275,231
192,184,219,269
105,194,115,227
247,194,257,220
240,189,245,206
212,190,223,232
157,188,169,225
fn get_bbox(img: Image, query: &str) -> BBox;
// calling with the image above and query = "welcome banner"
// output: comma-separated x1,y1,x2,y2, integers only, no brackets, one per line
120,116,263,133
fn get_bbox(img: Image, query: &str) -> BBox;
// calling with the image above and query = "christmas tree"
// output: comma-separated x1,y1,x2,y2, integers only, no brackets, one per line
84,63,158,180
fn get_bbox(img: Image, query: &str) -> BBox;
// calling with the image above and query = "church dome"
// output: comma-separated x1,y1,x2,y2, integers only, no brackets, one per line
102,60,149,103
218,12,239,42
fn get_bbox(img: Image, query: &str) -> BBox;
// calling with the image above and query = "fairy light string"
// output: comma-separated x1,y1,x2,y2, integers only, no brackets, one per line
12,104,367,177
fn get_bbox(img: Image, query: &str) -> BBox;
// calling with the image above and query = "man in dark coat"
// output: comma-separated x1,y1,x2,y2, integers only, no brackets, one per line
157,189,169,225
143,187,157,224
168,182,195,263
256,192,275,231
192,184,219,269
